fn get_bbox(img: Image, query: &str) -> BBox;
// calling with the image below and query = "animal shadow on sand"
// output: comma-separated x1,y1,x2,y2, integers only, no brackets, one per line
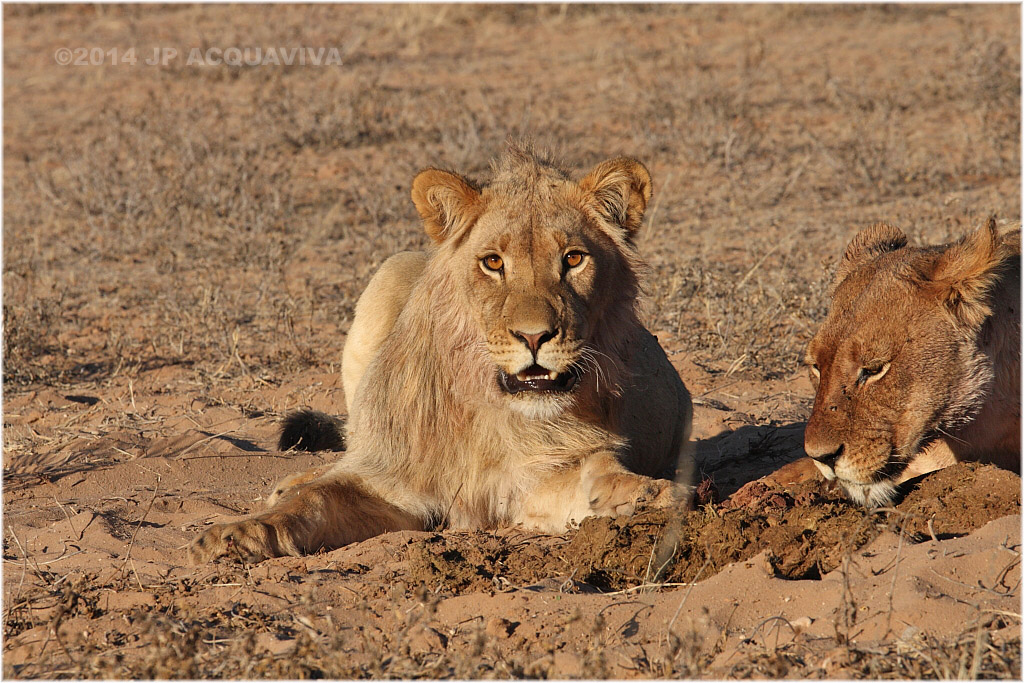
693,422,810,500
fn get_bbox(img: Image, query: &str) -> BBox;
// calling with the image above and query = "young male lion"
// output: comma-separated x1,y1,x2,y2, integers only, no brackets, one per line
189,145,693,563
804,218,1020,506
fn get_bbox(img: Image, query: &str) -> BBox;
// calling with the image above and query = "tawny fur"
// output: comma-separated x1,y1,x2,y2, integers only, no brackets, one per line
340,251,428,415
190,145,693,563
804,218,1020,506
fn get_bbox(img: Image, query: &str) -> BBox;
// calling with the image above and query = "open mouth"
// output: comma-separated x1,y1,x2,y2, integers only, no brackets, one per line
497,364,579,395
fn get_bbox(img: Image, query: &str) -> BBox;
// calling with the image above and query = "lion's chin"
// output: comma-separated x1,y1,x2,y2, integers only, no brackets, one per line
817,460,897,507
838,433,942,507
508,397,571,421
834,449,921,507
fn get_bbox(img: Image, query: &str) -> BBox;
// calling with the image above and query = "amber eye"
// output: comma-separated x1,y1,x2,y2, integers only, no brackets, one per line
482,254,503,272
564,251,585,269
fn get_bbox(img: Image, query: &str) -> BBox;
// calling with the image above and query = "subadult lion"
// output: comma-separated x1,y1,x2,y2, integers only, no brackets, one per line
804,218,1020,506
190,145,693,563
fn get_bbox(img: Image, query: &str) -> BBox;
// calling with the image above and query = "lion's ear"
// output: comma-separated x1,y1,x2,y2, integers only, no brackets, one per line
833,223,908,289
929,217,1002,328
411,169,482,243
578,158,652,237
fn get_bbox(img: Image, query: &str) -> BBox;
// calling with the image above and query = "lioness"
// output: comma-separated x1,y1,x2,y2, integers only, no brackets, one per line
804,218,1020,506
190,145,693,563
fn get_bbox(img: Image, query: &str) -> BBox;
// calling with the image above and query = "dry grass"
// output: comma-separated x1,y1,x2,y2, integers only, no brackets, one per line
5,4,1019,390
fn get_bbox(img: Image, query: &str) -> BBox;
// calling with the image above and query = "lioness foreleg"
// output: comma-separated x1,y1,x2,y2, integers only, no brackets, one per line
189,475,423,564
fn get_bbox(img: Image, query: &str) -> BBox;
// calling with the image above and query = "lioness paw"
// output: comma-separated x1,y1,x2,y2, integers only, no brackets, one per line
188,519,285,565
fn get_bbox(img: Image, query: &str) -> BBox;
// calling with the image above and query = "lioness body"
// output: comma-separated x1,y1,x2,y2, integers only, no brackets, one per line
191,146,693,563
804,220,1020,506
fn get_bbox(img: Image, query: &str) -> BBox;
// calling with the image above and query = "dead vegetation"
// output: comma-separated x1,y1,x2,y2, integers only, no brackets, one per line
4,5,1019,391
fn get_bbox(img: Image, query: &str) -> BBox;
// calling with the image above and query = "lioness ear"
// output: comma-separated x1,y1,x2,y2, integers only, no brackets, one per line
578,157,652,237
411,168,482,243
833,222,908,290
929,217,1002,328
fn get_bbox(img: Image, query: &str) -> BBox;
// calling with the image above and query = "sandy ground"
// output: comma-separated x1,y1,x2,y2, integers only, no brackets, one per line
3,4,1021,679
3,356,1020,678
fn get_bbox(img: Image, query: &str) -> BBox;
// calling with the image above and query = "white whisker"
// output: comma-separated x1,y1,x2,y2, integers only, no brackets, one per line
933,427,969,446
578,348,608,394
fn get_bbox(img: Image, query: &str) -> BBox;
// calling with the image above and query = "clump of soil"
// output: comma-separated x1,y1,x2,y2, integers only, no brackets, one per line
896,462,1021,538
407,463,1020,594
566,478,871,589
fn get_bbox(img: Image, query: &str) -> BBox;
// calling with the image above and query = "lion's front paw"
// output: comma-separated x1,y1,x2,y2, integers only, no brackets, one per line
588,475,690,518
648,479,693,509
189,518,288,565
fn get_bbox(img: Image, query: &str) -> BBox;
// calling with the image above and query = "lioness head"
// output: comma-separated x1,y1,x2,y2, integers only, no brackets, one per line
804,219,1010,506
410,145,650,420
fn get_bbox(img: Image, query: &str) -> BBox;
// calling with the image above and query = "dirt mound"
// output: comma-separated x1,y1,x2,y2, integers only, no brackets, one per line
406,463,1021,593
897,462,1022,537
566,483,868,588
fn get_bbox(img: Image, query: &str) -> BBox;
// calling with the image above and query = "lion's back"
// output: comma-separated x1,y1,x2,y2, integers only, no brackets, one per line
341,251,428,413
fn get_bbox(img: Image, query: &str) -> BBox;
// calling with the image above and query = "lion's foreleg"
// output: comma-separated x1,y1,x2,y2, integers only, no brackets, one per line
516,467,592,532
189,474,423,564
266,466,328,507
517,452,692,532
581,451,691,518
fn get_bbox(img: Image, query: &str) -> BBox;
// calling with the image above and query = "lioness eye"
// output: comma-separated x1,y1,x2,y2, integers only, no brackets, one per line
857,361,890,385
564,251,585,269
482,254,503,272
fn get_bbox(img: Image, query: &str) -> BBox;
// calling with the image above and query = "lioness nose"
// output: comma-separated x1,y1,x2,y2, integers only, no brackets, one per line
511,328,557,354
805,441,843,469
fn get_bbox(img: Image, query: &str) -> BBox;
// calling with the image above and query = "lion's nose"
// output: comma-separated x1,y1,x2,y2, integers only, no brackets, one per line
511,328,557,354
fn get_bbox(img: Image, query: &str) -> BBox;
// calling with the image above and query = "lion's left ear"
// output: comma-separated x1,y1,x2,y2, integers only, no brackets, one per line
929,217,1002,328
578,158,652,238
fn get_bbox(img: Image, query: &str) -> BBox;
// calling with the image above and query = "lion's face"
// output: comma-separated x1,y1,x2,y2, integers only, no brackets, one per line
411,149,650,420
804,222,1002,506
461,199,636,418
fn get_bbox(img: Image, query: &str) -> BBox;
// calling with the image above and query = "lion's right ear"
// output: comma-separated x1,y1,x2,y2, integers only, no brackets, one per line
411,169,482,244
832,223,908,290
